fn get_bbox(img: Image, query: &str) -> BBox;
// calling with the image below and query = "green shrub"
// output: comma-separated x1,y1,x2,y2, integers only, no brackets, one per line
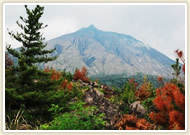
117,79,137,114
41,101,106,130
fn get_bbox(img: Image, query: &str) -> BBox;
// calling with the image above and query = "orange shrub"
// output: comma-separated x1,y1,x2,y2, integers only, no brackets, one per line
115,114,155,130
50,69,61,80
44,67,62,80
61,79,68,88
44,66,50,72
60,79,72,91
73,66,89,82
169,110,185,130
135,77,153,101
149,83,185,130
128,78,138,88
67,82,73,91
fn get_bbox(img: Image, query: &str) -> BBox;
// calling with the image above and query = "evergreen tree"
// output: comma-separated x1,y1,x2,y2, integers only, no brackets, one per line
171,58,181,82
6,5,57,90
5,5,59,123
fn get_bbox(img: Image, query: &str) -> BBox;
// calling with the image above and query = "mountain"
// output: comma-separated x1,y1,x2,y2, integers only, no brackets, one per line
43,24,175,77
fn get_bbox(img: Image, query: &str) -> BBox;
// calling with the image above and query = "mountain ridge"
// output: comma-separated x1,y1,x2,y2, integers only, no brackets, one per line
43,24,174,77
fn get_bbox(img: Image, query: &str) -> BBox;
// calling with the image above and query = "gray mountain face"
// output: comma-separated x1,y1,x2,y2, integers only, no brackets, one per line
44,24,174,77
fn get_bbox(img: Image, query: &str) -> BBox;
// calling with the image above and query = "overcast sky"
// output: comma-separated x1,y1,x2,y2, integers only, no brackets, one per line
4,4,186,60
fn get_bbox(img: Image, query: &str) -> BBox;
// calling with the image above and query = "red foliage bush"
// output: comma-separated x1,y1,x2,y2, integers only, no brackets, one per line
175,49,185,74
44,66,50,72
60,79,72,91
61,79,68,88
169,110,185,130
44,67,62,81
157,76,163,82
149,112,168,125
73,66,89,82
128,78,138,88
67,82,73,91
50,69,61,80
149,83,185,130
135,77,153,101
115,114,155,130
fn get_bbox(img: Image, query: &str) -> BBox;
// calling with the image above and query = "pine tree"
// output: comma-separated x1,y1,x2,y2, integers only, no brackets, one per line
5,5,59,123
6,5,57,90
7,5,56,64
171,58,181,82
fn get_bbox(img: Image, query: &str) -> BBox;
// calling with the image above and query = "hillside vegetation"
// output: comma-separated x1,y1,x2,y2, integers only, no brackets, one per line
5,5,185,130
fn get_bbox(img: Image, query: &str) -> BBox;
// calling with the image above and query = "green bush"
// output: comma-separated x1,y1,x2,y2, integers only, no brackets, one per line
117,80,137,114
41,101,106,130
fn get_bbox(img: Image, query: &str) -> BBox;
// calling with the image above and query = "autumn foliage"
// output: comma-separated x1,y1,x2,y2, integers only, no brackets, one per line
73,66,89,82
51,69,61,80
44,67,73,91
61,79,68,88
44,67,62,81
149,83,185,130
157,76,163,82
147,50,185,130
61,79,72,91
67,82,73,91
128,78,138,89
175,49,185,74
44,66,50,72
135,77,153,101
115,114,155,130
148,50,185,130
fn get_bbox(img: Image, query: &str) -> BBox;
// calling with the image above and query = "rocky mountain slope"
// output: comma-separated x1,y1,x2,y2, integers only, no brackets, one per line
43,24,174,77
